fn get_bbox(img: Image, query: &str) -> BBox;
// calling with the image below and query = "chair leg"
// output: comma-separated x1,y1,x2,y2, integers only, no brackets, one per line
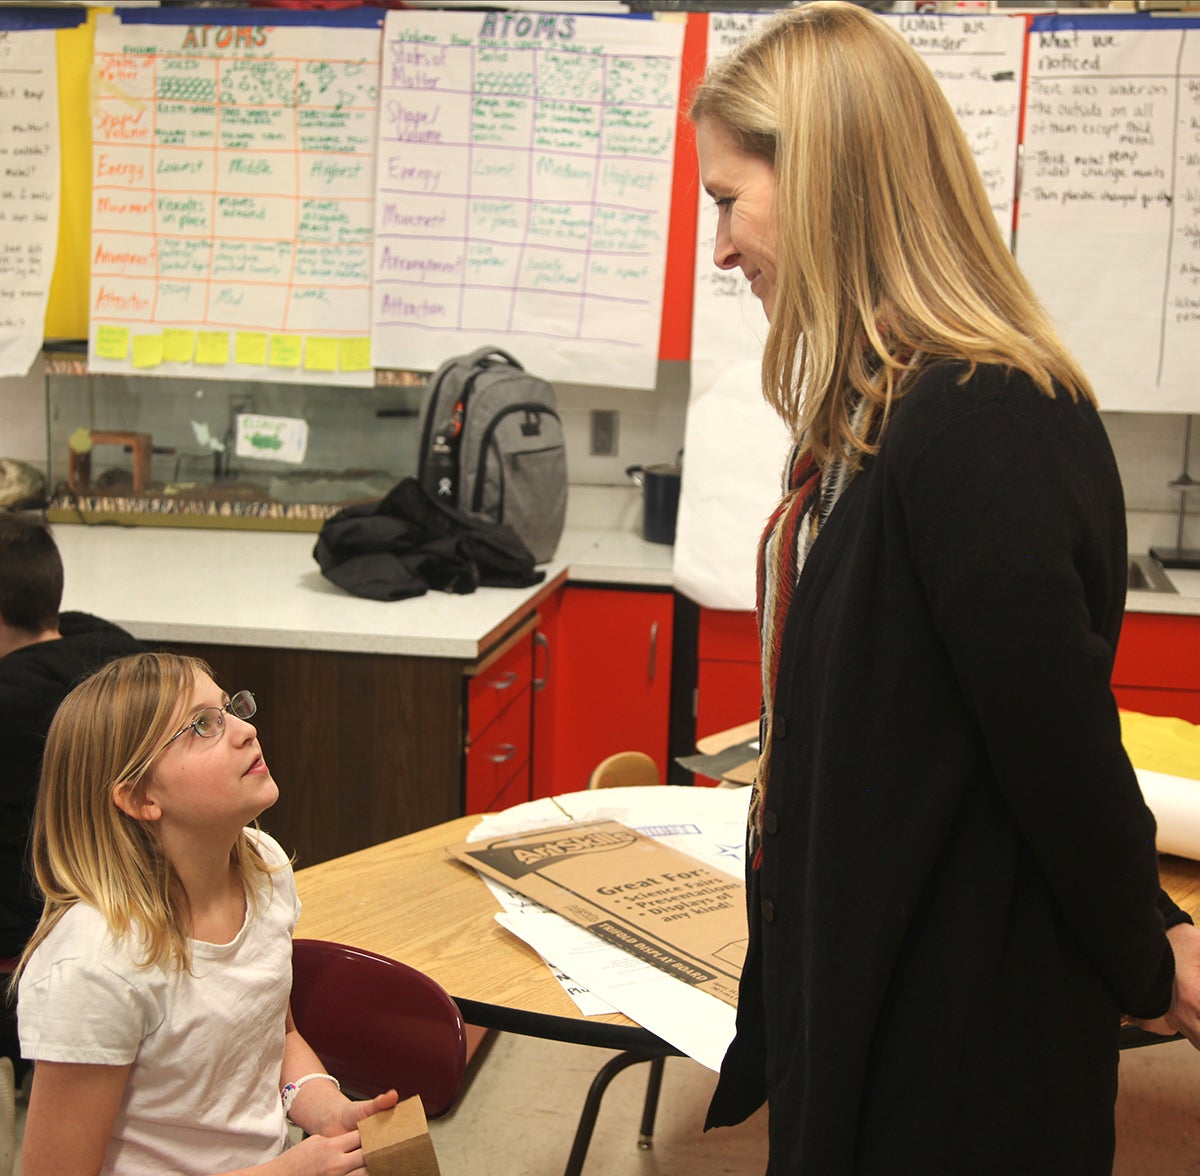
563,1051,663,1176
637,1055,666,1150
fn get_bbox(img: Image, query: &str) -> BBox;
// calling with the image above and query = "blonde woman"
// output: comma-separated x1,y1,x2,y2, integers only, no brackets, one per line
11,652,397,1176
691,4,1200,1172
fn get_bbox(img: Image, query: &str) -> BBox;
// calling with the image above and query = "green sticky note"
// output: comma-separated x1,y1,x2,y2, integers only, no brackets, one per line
304,336,338,372
94,324,130,360
269,334,302,368
339,336,371,372
195,331,230,366
235,331,268,366
131,334,163,369
162,328,195,363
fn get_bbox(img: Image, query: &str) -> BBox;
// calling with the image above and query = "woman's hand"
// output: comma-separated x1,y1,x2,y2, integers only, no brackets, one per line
1137,922,1200,1048
264,1129,367,1176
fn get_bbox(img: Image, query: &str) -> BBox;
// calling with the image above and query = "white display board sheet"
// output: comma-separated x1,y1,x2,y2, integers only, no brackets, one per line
678,12,1026,610
0,26,60,377
88,11,382,385
369,9,683,390
1016,15,1200,413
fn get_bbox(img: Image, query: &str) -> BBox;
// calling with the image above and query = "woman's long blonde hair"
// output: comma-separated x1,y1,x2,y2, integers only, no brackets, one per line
9,652,276,995
690,1,1094,468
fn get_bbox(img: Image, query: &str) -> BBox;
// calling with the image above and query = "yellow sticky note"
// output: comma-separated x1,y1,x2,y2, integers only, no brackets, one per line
195,331,230,366
131,334,164,369
339,337,372,372
235,332,268,366
269,334,302,368
162,328,196,363
304,336,339,372
94,324,130,360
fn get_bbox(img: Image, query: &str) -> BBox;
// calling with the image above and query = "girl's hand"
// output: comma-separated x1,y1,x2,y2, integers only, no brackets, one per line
321,1088,401,1136
273,1129,368,1176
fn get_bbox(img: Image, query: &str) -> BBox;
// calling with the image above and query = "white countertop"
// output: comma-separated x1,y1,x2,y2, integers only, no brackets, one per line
1128,566,1200,618
53,492,675,659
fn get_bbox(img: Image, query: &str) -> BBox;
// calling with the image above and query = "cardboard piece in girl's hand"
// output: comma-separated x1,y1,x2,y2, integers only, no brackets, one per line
360,1096,440,1176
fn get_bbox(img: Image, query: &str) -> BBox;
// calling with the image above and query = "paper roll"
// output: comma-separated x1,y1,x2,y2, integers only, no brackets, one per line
1136,769,1200,861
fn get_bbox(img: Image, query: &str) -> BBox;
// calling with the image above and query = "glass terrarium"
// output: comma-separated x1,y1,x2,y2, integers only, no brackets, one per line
45,353,426,530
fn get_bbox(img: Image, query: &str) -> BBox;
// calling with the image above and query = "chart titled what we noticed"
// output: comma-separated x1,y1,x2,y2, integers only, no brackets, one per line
370,10,684,390
88,14,380,385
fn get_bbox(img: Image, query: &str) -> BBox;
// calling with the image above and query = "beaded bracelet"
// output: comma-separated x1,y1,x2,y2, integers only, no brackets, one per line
281,1072,341,1118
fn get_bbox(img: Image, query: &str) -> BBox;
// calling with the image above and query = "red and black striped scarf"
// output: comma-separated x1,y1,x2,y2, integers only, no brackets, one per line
749,433,862,869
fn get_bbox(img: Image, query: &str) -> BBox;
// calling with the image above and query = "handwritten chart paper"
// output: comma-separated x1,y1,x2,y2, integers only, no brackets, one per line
0,28,60,377
89,14,381,385
1016,17,1200,413
371,10,683,390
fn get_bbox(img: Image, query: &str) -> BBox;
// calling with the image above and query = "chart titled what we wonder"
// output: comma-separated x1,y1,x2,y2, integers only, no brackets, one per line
88,13,381,385
370,10,684,391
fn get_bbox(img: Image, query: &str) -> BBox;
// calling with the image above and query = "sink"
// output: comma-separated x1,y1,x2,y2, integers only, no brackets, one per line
1128,554,1177,594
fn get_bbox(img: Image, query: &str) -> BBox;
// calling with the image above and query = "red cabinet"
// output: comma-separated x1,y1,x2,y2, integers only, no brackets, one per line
694,605,1200,734
696,607,761,741
533,585,674,797
464,629,534,814
1113,611,1200,724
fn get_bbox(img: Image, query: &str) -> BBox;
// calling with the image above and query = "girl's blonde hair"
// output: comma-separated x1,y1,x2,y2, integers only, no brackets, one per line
9,651,276,995
689,1,1094,468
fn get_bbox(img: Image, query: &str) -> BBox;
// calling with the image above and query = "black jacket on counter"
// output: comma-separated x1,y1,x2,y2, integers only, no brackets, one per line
706,363,1184,1175
0,612,143,958
313,477,545,602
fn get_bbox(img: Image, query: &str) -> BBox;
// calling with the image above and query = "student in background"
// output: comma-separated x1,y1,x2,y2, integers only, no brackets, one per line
690,4,1200,1172
0,513,142,1078
11,651,397,1176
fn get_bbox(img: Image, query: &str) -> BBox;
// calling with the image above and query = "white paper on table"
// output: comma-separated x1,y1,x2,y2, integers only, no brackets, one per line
468,786,748,1067
496,905,736,1073
1137,769,1200,861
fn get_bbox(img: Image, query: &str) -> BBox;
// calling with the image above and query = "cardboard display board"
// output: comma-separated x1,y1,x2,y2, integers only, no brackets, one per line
450,817,746,1006
360,1096,440,1176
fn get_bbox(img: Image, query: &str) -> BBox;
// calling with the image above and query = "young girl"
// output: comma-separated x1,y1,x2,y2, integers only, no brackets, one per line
10,651,397,1176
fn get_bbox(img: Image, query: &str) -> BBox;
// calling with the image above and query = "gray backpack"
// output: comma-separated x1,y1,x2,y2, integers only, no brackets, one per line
417,346,567,563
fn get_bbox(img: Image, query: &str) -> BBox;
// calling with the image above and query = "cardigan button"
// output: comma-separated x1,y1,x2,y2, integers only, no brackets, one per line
761,899,776,923
764,810,779,835
773,713,788,739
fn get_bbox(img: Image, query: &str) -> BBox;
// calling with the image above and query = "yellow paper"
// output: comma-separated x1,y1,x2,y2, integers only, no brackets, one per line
195,331,230,366
339,336,372,372
45,14,99,340
162,328,195,363
235,331,268,366
269,334,302,368
94,324,129,360
304,336,339,372
131,333,163,368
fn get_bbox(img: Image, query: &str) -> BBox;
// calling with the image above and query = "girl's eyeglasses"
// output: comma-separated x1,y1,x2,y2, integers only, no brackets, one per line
161,690,257,750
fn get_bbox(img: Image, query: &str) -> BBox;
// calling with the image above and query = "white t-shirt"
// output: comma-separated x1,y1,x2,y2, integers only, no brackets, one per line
19,829,301,1176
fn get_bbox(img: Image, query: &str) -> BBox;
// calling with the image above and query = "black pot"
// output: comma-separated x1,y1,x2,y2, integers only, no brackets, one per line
627,462,682,545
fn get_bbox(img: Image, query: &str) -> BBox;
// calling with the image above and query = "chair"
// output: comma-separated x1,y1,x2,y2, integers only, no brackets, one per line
290,939,467,1119
587,750,661,790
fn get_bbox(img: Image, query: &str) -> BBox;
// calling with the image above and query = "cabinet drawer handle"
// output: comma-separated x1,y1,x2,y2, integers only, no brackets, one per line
533,631,551,692
489,671,518,692
487,742,517,764
648,621,658,682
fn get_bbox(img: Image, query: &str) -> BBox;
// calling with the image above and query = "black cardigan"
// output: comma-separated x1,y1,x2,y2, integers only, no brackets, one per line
707,363,1182,1175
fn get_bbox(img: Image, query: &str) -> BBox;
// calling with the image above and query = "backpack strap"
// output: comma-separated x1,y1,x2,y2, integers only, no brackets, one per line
464,346,522,371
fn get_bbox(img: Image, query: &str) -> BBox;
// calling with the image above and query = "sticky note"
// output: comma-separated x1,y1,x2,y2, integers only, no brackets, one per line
162,328,196,363
131,334,163,369
339,336,372,373
195,331,230,366
94,325,130,360
235,331,268,366
269,334,302,368
304,336,338,372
